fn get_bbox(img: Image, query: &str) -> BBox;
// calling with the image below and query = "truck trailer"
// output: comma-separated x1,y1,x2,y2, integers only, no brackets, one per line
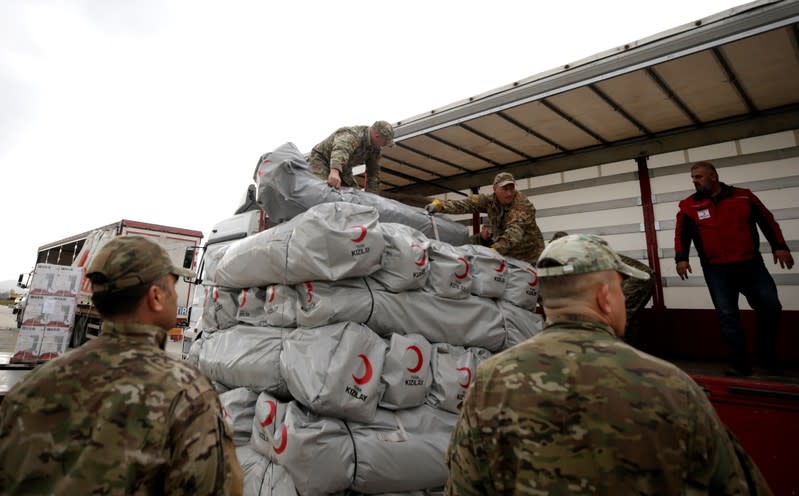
18,219,203,347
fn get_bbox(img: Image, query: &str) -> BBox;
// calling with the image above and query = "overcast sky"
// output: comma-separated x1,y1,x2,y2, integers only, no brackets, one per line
1,0,747,282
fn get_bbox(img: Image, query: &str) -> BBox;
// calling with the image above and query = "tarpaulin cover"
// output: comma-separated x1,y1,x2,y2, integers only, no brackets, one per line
200,286,240,332
280,322,387,423
498,299,544,348
379,333,432,410
237,288,267,326
215,202,385,288
264,284,298,328
425,241,472,299
369,223,430,293
236,445,298,496
503,257,540,311
276,402,354,496
458,244,508,298
219,387,258,446
251,392,291,462
295,279,374,329
253,142,469,245
198,325,289,396
350,405,456,494
427,344,492,414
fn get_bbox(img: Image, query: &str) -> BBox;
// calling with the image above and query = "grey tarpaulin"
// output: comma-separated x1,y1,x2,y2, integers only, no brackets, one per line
236,445,298,496
200,286,240,332
264,284,298,328
198,325,289,397
215,202,385,288
425,241,472,299
427,344,492,414
253,142,469,245
280,322,387,423
370,223,431,292
251,391,290,462
379,333,432,410
458,244,508,298
498,299,544,347
237,288,267,326
503,257,540,311
219,387,258,446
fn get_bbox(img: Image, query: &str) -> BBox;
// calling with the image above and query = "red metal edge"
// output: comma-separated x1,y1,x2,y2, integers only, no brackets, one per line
120,219,203,239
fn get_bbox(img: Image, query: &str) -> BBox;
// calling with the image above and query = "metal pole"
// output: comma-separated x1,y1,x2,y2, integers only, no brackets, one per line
636,155,665,310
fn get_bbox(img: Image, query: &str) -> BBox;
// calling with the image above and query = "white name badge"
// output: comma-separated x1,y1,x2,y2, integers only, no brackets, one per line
697,208,710,220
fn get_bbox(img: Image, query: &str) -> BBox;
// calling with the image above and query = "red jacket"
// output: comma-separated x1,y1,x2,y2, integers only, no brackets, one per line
674,183,788,265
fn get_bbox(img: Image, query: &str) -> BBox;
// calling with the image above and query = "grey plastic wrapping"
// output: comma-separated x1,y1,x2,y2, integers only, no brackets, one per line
237,288,267,326
379,333,432,410
458,244,508,298
370,223,430,292
200,286,240,332
427,344,492,414
280,322,387,423
264,284,298,328
276,402,355,496
236,445,298,496
425,241,472,299
251,392,291,461
253,142,469,245
215,202,385,288
295,278,374,328
350,405,456,494
502,257,540,310
198,325,289,396
219,387,258,446
498,299,544,348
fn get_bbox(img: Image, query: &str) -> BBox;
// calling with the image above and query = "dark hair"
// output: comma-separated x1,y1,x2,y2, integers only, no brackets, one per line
691,161,717,175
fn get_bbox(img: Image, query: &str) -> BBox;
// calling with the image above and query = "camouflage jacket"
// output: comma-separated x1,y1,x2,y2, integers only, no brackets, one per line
446,315,772,496
0,321,242,495
439,191,544,264
309,125,382,192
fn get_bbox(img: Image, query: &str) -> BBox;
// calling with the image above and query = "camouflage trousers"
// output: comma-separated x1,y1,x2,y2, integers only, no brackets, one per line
308,152,361,189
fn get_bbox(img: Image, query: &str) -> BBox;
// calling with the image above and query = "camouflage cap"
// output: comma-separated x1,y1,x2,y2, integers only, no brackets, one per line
87,236,196,293
537,233,650,280
371,120,395,146
493,172,515,187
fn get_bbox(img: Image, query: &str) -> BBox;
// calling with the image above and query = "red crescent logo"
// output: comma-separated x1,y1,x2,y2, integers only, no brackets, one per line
304,282,313,303
455,257,470,280
411,243,427,267
527,268,538,287
350,225,368,243
456,367,472,388
213,287,219,302
495,260,506,273
239,289,248,308
268,286,276,304
406,345,424,373
259,400,277,428
274,425,288,454
352,353,373,385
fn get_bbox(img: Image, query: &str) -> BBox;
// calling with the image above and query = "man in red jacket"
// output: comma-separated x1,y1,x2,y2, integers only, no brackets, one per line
675,161,794,377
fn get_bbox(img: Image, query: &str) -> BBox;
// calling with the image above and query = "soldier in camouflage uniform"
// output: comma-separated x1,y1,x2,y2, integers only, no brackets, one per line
0,236,243,495
551,231,655,342
446,233,771,496
308,120,394,193
425,172,545,264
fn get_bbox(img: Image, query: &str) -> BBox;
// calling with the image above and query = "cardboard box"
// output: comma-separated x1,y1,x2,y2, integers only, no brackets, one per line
28,264,82,297
39,327,71,361
11,327,44,363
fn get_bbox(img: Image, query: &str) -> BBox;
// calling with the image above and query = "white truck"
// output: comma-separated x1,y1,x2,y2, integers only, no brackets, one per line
18,219,203,346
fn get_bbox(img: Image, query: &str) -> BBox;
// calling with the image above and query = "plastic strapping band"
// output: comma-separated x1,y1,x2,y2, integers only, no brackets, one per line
344,419,358,488
363,277,375,323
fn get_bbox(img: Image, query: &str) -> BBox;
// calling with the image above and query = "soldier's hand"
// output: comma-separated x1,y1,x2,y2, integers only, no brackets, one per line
480,226,492,241
773,249,794,270
327,169,342,189
676,261,692,280
425,199,443,214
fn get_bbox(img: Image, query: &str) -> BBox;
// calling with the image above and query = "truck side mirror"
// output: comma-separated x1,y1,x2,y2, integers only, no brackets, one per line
17,273,27,289
183,246,197,270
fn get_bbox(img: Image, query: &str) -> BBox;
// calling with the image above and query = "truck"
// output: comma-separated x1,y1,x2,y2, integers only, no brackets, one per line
17,219,203,347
